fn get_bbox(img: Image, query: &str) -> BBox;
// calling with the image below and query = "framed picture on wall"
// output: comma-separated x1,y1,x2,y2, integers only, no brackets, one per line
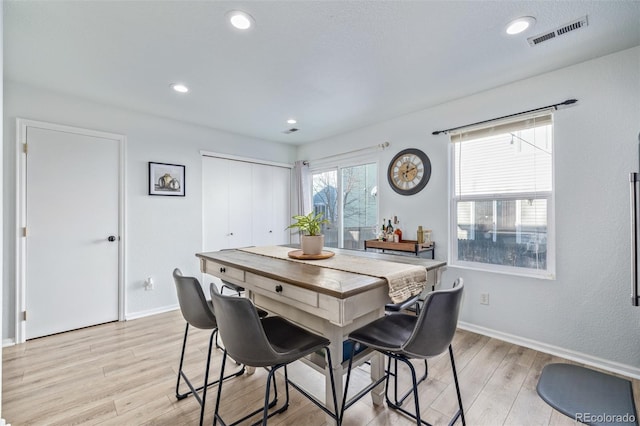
148,162,185,196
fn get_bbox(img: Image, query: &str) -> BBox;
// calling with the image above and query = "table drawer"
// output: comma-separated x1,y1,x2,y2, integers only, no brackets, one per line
204,260,245,283
249,273,318,308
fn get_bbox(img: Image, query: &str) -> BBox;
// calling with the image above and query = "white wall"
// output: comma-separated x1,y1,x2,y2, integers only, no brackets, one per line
298,46,640,376
3,82,296,339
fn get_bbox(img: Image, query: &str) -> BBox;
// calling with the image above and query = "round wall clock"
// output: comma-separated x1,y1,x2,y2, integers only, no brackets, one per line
387,148,431,195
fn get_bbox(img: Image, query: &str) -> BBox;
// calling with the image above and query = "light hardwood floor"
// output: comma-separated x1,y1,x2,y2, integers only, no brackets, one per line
3,309,639,425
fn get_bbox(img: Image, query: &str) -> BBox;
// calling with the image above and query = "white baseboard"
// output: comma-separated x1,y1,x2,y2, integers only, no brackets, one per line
2,338,15,348
125,304,179,320
458,321,640,380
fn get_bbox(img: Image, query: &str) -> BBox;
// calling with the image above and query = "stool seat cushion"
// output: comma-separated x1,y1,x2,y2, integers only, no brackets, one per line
537,363,638,426
348,313,417,353
261,317,330,365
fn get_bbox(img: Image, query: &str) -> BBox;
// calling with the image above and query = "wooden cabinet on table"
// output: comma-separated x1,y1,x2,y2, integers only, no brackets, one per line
203,155,291,251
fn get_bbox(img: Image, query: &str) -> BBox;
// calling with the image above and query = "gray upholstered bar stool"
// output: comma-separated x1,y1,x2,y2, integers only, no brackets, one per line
210,286,341,425
341,279,466,426
381,279,458,407
382,289,426,407
172,268,247,426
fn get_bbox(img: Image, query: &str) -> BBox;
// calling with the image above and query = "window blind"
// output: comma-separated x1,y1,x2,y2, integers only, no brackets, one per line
452,113,553,198
450,111,553,143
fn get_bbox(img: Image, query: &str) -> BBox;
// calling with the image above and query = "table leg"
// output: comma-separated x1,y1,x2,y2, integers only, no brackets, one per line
369,305,386,405
370,352,385,405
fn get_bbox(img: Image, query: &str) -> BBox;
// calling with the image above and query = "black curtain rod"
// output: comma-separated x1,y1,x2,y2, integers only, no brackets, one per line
432,98,577,136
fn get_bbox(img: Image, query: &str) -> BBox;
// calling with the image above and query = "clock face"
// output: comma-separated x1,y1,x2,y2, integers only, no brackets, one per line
387,148,431,195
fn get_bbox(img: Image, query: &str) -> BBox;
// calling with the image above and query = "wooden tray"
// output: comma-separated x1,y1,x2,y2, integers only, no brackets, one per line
287,250,335,260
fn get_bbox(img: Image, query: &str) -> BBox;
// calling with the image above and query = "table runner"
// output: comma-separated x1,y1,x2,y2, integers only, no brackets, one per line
239,246,427,303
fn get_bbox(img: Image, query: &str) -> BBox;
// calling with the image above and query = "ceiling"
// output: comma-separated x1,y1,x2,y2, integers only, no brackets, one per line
5,1,640,145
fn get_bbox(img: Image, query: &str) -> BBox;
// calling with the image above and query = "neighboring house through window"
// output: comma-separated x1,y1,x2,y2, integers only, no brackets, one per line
311,161,378,249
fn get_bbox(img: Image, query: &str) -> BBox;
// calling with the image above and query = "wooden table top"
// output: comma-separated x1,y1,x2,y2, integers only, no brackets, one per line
197,247,446,299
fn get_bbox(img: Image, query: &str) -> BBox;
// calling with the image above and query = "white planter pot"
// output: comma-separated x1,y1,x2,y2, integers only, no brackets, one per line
300,235,324,255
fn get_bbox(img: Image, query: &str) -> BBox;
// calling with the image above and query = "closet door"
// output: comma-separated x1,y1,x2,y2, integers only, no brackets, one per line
271,166,291,245
251,164,291,246
204,156,290,250
203,156,230,251
227,161,253,248
251,163,273,246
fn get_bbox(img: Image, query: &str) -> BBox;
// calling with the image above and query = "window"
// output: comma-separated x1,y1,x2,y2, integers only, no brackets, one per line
312,162,378,249
450,113,554,278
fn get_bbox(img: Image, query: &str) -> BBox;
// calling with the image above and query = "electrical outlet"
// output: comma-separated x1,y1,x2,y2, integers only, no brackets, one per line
480,293,490,305
144,277,154,291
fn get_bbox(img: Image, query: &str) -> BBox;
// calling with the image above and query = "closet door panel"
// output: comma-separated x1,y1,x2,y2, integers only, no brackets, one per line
271,166,291,245
227,160,253,248
203,156,230,251
252,163,273,246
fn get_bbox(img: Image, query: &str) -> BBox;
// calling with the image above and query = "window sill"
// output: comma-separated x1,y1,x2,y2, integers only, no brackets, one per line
448,261,555,280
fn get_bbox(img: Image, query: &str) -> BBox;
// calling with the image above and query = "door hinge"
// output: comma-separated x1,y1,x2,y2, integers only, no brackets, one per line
23,311,27,321
22,227,27,237
23,143,28,154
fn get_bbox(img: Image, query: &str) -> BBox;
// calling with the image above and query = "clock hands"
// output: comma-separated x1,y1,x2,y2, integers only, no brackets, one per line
401,164,418,181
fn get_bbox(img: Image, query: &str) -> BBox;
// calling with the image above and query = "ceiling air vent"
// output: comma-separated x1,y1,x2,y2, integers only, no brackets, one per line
527,15,588,46
282,128,299,134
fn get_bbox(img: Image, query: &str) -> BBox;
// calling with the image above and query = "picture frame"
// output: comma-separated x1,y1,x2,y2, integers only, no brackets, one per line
148,162,185,196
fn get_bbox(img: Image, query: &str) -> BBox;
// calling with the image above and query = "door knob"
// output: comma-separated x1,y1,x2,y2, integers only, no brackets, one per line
107,235,117,242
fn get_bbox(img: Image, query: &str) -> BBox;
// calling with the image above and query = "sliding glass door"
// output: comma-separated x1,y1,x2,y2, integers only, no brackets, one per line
312,162,377,249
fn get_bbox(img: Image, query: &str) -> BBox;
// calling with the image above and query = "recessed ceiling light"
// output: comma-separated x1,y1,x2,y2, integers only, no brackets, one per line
506,16,536,35
227,10,254,30
171,83,189,93
287,118,297,125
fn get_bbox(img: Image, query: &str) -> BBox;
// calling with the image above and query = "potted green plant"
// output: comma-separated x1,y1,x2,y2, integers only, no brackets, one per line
287,212,329,255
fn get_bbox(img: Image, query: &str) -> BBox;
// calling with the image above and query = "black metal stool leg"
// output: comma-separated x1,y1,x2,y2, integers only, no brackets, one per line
198,330,216,425
384,354,425,426
386,357,429,407
214,354,283,426
176,323,190,400
213,350,228,426
341,343,388,422
449,345,465,426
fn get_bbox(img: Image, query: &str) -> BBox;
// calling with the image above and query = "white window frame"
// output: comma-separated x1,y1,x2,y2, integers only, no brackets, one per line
448,116,556,279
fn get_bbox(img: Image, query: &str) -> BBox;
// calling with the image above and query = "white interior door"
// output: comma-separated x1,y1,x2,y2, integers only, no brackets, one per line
24,125,120,339
227,161,253,248
203,156,230,251
271,166,291,245
252,163,273,246
252,164,291,246
203,156,253,250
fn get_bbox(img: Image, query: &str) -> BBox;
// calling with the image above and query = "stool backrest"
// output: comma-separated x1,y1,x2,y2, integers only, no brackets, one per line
210,287,278,367
173,268,217,329
402,279,464,358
